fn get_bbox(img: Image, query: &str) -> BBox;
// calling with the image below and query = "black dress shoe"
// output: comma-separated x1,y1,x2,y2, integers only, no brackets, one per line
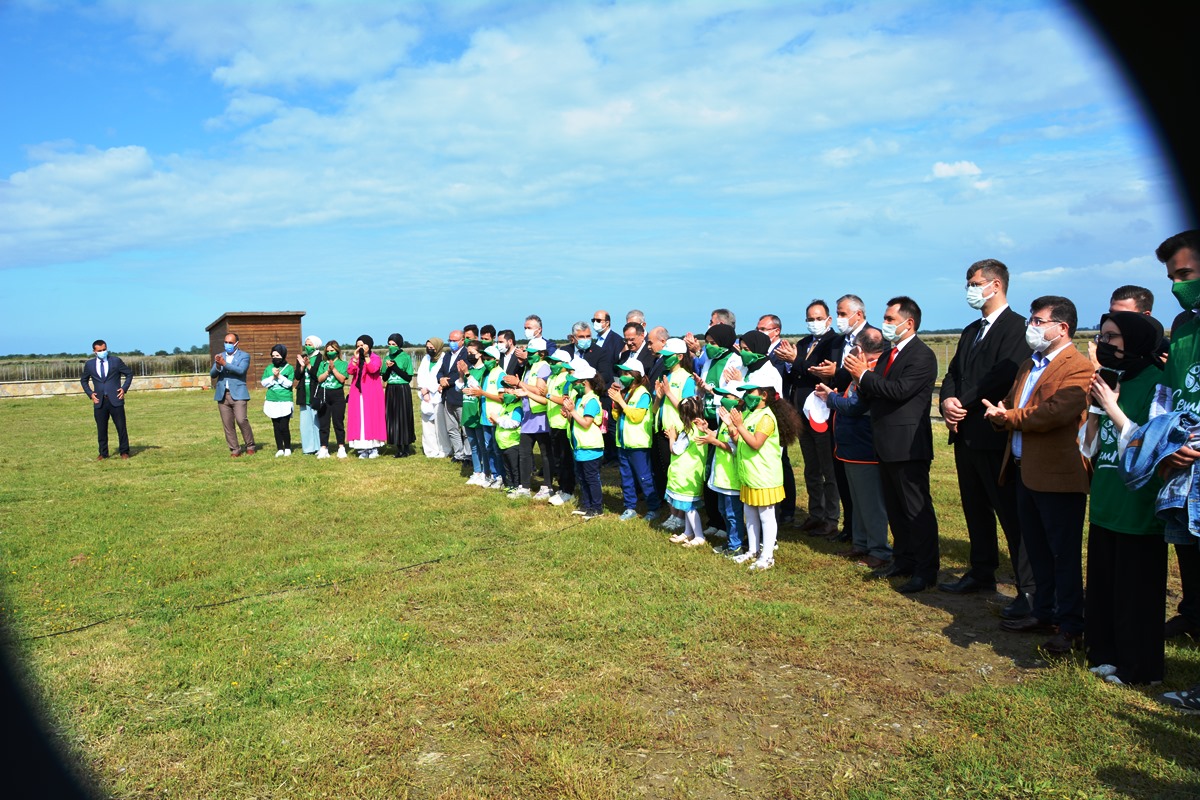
1164,615,1200,639
872,562,912,579
896,576,931,594
1000,616,1056,634
1041,631,1083,656
937,574,997,595
1000,593,1034,620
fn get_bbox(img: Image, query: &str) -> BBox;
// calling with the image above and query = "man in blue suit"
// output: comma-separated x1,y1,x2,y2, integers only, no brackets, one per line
80,339,133,460
211,331,257,456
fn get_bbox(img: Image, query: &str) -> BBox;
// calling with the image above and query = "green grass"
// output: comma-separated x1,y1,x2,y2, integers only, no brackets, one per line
3,390,1200,799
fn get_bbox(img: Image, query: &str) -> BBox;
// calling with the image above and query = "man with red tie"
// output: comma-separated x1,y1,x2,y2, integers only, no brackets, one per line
844,297,940,593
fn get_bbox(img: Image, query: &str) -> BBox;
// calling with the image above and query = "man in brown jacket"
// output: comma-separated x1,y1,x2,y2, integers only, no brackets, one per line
983,296,1092,655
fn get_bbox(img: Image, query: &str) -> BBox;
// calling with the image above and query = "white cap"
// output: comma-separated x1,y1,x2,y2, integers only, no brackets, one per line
617,358,645,375
713,385,744,398
571,360,597,380
483,344,502,360
527,337,547,352
803,392,830,433
662,337,687,355
549,350,572,364
738,362,783,395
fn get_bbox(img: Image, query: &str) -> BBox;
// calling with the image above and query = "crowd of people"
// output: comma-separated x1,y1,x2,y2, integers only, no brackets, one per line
85,230,1200,711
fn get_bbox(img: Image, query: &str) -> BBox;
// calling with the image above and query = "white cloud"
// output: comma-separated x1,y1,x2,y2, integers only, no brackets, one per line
932,160,982,178
1017,254,1158,282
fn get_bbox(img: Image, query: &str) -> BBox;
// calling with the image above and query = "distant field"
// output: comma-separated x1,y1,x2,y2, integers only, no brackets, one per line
2,389,1198,799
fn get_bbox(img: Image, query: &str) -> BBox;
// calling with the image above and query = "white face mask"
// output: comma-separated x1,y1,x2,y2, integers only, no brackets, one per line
1025,323,1061,353
523,327,537,340
806,319,829,336
966,283,995,310
835,316,851,334
881,321,903,343
496,342,508,354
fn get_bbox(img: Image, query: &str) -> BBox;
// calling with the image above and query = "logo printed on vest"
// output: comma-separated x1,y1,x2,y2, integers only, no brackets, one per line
1187,363,1200,394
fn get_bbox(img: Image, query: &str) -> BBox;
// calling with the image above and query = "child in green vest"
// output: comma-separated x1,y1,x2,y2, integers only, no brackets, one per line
563,360,606,519
609,359,660,522
665,395,711,547
697,386,745,557
493,390,525,493
261,343,295,457
654,337,697,532
730,364,801,571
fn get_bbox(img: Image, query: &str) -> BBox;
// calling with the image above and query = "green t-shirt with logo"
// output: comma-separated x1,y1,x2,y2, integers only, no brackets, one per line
1090,366,1163,535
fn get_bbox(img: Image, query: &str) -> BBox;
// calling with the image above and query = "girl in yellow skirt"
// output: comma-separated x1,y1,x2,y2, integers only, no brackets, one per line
665,396,711,547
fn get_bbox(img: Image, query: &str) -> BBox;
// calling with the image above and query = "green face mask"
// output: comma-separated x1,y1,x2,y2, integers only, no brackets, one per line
303,345,316,355
325,351,338,360
468,365,486,382
743,393,763,411
1173,278,1200,310
663,354,681,370
529,353,542,364
719,396,740,412
483,358,497,371
740,351,766,370
704,344,726,360
549,362,567,375
388,345,401,355
618,375,634,389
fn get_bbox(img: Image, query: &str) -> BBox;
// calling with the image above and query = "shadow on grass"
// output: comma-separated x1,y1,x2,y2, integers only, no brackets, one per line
1095,704,1200,798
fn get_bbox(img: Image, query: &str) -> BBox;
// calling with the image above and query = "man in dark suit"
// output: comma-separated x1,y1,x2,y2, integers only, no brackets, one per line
563,320,615,382
80,339,133,460
592,310,624,365
775,300,842,535
845,296,939,594
937,259,1036,619
619,321,657,375
984,296,1092,655
496,329,521,376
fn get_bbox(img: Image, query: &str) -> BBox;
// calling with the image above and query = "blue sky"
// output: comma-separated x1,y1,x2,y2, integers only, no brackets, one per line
0,0,1186,355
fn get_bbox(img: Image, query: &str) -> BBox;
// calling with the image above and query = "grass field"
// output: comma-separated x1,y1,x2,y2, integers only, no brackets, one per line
3,389,1200,799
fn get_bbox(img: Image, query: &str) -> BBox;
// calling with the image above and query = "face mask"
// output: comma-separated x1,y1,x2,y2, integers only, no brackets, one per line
575,337,592,351
743,393,763,411
806,319,829,336
496,342,508,354
719,396,740,412
426,347,436,356
95,349,108,360
271,356,284,367
740,351,766,371
1095,341,1125,370
1025,323,1061,353
550,362,567,375
1173,278,1200,311
704,344,726,360
483,358,497,371
966,283,994,310
388,345,401,355
528,352,542,364
326,351,338,360
303,345,316,355
524,327,537,340
663,354,681,370
224,342,236,354
449,340,461,352
835,316,851,334
564,375,576,390
881,322,903,343
618,375,634,389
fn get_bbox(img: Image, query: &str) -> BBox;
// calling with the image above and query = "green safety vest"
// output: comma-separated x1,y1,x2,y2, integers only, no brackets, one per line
496,407,522,449
547,371,570,430
702,350,734,426
570,391,604,450
523,363,548,414
736,406,782,489
480,365,504,425
657,368,692,433
709,422,741,491
667,425,709,497
617,385,653,449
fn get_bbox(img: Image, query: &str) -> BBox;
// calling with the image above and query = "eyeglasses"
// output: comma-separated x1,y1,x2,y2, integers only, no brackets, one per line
1093,332,1123,344
592,318,608,324
1027,317,1061,327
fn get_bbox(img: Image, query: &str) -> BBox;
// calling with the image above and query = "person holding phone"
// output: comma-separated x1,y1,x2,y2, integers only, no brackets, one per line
1080,311,1166,685
346,335,386,458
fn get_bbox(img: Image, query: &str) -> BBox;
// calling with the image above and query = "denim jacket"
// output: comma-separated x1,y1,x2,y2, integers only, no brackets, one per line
1120,411,1200,539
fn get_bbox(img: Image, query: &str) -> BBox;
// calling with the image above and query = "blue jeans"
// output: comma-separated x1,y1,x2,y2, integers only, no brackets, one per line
465,425,489,476
618,448,659,512
480,425,503,478
578,458,603,513
717,491,745,551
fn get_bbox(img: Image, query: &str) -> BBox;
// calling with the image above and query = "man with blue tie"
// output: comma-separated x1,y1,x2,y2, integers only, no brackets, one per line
211,332,257,457
80,339,133,460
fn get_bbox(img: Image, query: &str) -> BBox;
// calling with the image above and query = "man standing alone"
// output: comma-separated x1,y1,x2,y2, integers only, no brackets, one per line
211,332,256,457
81,339,133,460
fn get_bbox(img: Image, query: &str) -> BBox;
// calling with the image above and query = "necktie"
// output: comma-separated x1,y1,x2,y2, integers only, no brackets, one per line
805,339,818,359
974,318,990,345
100,360,107,379
884,347,899,375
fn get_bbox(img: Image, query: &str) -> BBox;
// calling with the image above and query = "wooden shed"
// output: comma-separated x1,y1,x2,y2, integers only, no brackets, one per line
205,312,306,375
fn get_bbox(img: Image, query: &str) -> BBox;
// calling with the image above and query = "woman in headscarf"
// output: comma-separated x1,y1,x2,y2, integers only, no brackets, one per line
1081,310,1166,686
417,336,451,458
346,334,386,458
260,343,295,457
294,335,323,455
382,333,416,458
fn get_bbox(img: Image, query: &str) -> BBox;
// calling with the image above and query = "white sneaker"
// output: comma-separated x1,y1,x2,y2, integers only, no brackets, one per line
557,491,574,504
283,449,291,456
275,449,284,458
337,446,348,459
748,558,774,572
683,537,708,548
571,509,588,516
548,491,565,506
317,448,330,459
668,533,690,543
489,476,505,489
1090,664,1119,678
357,450,368,459
367,449,379,459
1105,674,1126,685
533,486,552,500
507,487,531,499
732,551,757,564
467,473,482,486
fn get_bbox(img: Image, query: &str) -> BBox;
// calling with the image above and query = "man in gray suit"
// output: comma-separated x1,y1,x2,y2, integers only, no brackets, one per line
80,339,133,460
211,331,257,457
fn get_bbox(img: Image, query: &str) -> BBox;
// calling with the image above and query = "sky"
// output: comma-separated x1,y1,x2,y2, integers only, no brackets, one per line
0,0,1189,355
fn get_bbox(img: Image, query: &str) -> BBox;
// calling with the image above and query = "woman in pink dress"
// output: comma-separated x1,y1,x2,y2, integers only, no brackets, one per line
346,334,387,458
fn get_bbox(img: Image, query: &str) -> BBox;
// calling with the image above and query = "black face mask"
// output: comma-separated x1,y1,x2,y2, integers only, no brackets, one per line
1095,342,1123,370
272,356,286,367
426,347,436,356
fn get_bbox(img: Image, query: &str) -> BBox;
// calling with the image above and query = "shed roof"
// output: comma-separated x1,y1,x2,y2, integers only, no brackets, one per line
205,311,306,332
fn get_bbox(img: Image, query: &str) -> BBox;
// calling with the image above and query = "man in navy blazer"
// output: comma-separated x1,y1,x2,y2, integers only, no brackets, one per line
210,331,257,456
846,296,940,594
80,339,133,459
